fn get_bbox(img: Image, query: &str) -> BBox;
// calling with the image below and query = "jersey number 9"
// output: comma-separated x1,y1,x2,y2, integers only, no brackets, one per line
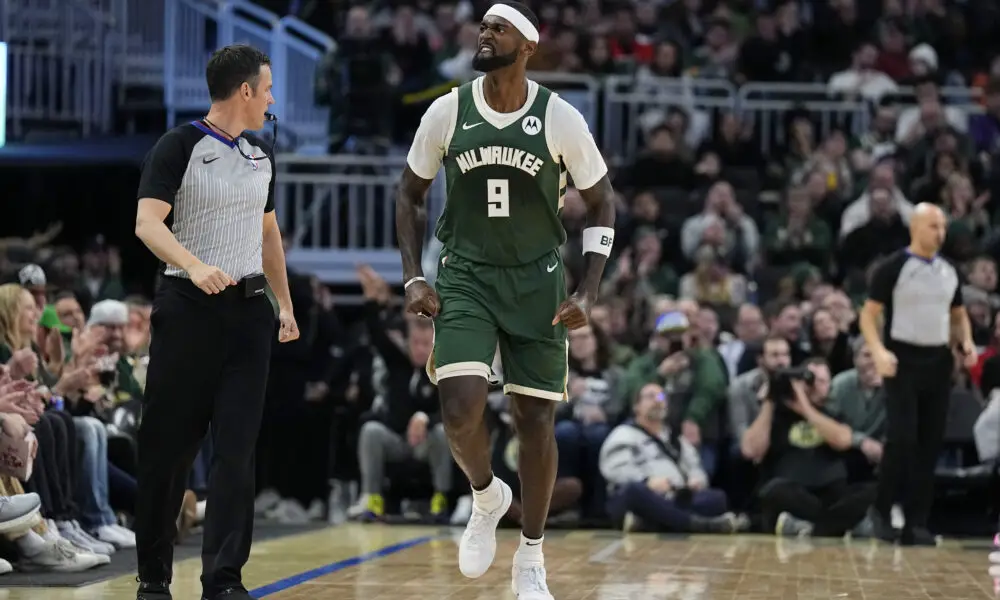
487,179,510,218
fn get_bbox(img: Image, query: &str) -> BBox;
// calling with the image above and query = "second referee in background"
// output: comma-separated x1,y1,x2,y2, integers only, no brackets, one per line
132,45,299,600
859,203,977,546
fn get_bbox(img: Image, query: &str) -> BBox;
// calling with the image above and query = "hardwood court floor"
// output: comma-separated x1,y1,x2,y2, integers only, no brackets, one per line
2,525,997,599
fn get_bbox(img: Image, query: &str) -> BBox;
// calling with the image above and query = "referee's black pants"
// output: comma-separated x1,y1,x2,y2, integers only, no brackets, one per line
874,346,953,529
135,276,275,595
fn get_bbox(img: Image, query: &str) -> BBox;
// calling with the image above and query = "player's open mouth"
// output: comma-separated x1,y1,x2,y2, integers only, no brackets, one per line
479,44,494,54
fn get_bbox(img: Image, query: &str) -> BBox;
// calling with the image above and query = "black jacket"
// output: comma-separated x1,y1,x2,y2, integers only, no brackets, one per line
363,300,438,435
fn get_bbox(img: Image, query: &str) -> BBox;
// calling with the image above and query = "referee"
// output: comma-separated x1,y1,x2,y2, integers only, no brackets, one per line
132,44,299,600
860,202,976,546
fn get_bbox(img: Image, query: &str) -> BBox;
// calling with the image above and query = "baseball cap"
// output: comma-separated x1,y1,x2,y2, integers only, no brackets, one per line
654,311,689,335
88,299,128,327
38,305,72,333
18,264,46,288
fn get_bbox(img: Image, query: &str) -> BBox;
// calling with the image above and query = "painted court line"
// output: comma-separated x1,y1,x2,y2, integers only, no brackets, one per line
250,535,435,597
588,539,624,563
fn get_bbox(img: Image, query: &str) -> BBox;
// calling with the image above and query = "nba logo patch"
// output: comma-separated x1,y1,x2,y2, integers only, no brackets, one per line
248,153,259,170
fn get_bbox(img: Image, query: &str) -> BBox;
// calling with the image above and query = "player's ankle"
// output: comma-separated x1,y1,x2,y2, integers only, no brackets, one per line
471,476,503,511
515,533,544,562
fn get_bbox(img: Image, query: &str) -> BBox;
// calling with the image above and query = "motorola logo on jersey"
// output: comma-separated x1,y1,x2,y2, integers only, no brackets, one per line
521,115,541,135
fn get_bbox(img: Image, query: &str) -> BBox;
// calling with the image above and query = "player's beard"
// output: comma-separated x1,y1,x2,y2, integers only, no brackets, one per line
472,47,519,73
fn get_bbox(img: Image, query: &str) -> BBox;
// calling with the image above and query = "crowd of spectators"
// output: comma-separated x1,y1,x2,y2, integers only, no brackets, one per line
8,0,1000,578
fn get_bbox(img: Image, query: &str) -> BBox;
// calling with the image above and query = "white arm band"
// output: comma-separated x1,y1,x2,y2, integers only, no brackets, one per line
582,227,615,256
404,277,426,290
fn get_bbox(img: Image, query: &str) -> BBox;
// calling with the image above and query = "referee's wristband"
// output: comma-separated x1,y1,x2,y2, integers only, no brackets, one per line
404,277,426,290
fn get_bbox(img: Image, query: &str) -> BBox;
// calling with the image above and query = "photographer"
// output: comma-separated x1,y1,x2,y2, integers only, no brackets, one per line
623,311,728,477
600,383,747,534
732,335,792,456
750,358,877,537
730,335,792,509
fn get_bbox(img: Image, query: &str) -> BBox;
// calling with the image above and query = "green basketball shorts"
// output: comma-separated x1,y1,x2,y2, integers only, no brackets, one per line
427,248,568,401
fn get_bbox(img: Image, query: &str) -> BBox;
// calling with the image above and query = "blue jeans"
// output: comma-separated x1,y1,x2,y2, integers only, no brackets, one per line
73,416,117,528
606,482,728,532
554,420,611,518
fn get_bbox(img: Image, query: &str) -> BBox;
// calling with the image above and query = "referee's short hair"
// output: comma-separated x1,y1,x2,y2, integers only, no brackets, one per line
206,44,272,102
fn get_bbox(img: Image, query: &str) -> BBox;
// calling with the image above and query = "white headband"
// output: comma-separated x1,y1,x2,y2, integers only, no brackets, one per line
484,4,539,43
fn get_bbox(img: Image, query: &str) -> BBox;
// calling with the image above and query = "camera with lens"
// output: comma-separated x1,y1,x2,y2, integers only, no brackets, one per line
767,366,814,403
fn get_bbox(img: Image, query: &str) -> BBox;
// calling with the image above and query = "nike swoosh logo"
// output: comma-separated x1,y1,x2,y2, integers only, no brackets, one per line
203,157,220,164
525,541,541,546
546,263,557,273
462,122,483,130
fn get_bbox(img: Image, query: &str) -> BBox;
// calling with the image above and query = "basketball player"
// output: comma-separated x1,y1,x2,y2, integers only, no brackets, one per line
395,2,616,597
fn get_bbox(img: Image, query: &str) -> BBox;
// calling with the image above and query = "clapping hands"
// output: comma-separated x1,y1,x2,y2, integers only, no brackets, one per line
0,376,44,425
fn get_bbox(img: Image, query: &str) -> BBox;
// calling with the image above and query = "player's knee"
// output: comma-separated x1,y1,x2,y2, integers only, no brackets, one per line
511,395,556,434
438,376,488,433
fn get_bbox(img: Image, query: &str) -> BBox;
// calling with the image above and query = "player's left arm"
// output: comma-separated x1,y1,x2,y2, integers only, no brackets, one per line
575,177,616,302
552,98,616,305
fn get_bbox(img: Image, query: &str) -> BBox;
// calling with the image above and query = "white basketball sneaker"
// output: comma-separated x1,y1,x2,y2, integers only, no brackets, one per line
512,562,554,599
458,477,513,578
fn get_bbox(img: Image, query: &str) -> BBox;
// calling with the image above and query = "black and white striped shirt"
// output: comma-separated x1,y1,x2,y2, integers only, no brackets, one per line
136,121,275,281
869,249,963,356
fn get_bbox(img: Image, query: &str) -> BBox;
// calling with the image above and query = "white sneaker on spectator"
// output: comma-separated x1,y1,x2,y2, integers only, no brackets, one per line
109,524,136,547
269,499,310,524
42,519,63,543
70,522,115,556
459,477,513,579
0,557,11,574
346,495,373,521
56,521,112,556
95,524,135,548
254,489,281,516
0,493,41,535
327,481,351,525
511,563,554,599
891,504,905,530
450,495,473,526
18,538,102,572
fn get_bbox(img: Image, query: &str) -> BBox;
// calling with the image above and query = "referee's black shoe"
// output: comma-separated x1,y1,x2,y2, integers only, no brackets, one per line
866,507,899,543
136,579,171,600
202,586,255,599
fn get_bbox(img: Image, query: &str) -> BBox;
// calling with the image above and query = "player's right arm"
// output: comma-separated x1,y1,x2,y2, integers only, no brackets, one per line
396,90,458,316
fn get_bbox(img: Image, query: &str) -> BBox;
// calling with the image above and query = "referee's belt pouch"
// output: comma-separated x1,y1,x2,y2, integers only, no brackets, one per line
241,274,268,298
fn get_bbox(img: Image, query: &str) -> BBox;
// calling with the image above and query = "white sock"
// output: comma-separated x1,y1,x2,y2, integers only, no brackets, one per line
515,533,543,563
15,530,48,557
471,475,503,512
196,500,207,521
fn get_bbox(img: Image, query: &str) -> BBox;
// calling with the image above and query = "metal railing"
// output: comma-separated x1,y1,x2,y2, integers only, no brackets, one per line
163,0,335,148
2,0,118,137
736,82,983,155
603,74,738,160
274,153,446,284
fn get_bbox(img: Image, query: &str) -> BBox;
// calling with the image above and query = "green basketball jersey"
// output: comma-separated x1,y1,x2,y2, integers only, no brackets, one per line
436,79,568,267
